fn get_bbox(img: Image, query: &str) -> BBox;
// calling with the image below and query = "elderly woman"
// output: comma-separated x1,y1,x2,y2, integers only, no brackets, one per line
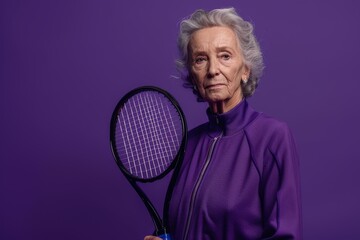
146,7,302,240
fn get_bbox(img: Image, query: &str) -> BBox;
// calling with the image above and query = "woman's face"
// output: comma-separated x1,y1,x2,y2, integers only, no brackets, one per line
189,26,249,113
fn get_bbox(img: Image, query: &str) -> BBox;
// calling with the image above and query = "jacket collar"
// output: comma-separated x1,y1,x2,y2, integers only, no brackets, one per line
206,99,260,137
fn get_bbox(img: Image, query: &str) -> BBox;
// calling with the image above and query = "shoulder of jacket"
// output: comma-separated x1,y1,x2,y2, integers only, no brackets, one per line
244,114,295,171
247,113,289,134
244,113,292,153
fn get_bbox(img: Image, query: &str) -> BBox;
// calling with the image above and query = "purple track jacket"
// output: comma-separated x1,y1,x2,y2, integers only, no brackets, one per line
168,99,302,240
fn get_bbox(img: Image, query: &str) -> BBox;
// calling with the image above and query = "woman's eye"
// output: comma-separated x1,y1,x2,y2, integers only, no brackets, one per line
221,54,231,60
194,57,207,64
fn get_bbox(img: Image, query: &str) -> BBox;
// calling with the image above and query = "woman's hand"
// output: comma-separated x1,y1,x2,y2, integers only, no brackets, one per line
144,235,162,240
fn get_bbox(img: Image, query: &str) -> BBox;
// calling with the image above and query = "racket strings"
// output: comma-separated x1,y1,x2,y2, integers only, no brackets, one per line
116,141,180,157
115,91,182,179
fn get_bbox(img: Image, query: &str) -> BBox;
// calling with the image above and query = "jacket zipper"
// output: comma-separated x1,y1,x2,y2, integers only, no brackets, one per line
182,134,222,240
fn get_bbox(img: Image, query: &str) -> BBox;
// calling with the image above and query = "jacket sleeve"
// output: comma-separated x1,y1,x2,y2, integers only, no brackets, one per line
260,123,302,239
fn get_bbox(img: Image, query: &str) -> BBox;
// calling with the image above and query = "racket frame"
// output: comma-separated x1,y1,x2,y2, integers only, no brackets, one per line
110,86,187,236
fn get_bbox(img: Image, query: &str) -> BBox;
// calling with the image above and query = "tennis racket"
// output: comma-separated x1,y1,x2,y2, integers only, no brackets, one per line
110,86,187,240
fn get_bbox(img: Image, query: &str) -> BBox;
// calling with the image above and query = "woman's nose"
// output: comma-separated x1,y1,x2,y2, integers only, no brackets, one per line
207,58,220,78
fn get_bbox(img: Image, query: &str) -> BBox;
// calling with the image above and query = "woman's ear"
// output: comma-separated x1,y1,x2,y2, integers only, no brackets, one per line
187,73,198,91
242,65,250,81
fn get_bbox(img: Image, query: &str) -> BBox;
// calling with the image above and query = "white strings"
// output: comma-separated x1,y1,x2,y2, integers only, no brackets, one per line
115,91,182,179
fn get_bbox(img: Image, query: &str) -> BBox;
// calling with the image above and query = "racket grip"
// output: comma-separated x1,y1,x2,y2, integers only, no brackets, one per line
158,233,172,240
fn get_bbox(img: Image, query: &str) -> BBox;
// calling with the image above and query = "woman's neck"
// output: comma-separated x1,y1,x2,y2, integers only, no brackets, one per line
209,97,243,114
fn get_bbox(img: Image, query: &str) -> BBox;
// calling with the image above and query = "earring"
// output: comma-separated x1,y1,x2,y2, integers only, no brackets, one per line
242,78,248,84
193,85,198,91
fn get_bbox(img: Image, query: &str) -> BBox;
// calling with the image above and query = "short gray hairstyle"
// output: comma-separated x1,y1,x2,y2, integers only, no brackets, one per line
177,7,264,99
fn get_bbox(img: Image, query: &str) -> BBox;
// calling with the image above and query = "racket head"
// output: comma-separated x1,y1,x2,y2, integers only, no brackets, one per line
110,86,187,182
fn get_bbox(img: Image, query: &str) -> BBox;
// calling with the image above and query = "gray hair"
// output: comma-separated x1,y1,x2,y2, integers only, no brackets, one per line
177,7,264,99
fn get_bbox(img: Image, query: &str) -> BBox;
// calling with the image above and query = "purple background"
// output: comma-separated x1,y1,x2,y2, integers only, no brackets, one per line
1,0,359,239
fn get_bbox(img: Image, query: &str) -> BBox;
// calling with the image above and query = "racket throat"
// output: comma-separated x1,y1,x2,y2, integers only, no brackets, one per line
182,134,222,240
127,178,164,232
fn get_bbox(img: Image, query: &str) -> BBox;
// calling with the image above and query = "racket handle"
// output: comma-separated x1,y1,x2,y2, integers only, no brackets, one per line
158,233,172,240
